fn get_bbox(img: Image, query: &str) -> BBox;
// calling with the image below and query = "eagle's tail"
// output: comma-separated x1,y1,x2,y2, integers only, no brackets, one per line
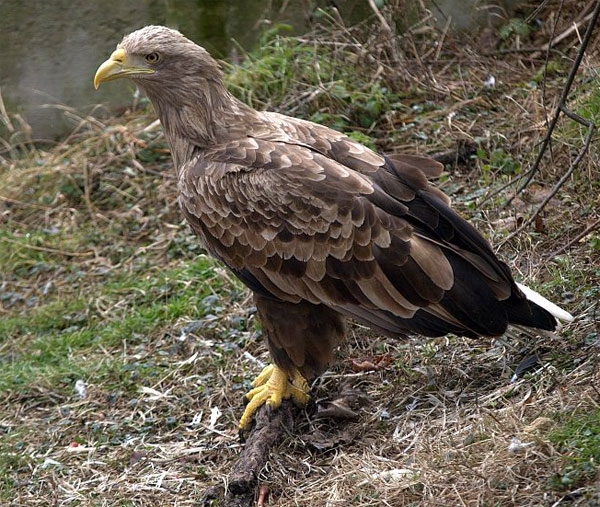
516,282,574,324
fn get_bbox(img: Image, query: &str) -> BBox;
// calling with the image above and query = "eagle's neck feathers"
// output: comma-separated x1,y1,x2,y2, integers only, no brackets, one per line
139,73,259,172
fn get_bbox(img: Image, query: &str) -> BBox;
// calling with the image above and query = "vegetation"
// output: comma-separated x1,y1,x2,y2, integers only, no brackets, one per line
1,2,599,505
550,410,600,490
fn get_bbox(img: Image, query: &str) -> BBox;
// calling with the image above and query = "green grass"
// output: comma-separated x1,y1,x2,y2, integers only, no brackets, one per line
0,246,228,395
226,24,403,142
550,409,600,489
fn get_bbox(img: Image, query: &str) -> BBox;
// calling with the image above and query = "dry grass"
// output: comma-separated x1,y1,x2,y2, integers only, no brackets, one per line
1,1,599,506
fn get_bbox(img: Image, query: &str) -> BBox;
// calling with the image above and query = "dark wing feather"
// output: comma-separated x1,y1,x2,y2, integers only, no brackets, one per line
178,126,555,339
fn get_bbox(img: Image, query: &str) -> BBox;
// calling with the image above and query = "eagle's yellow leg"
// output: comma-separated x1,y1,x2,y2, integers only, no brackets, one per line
239,364,309,430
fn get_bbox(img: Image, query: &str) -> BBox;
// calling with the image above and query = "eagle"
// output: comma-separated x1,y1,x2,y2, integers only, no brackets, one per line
94,26,573,430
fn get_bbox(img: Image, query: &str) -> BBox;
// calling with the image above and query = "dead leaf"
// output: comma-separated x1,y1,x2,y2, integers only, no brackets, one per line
350,354,392,372
315,399,359,420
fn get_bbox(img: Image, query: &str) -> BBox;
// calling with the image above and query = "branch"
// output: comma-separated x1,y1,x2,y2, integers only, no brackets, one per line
499,108,595,244
201,401,294,507
546,217,600,259
499,0,600,209
367,0,401,63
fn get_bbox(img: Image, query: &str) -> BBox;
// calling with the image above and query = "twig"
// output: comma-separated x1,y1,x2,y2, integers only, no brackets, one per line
524,0,553,23
0,86,14,133
546,217,600,259
434,14,452,61
367,0,393,35
499,1,600,210
257,485,270,506
367,0,400,63
201,401,294,507
481,46,563,56
500,108,595,244
1,236,95,258
82,160,98,227
0,195,54,210
530,11,595,59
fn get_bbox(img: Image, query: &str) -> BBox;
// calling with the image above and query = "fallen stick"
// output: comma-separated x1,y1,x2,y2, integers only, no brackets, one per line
201,401,294,507
530,11,595,59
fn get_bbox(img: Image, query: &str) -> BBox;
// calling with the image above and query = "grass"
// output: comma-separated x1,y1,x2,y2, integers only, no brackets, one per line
550,410,600,490
1,2,600,506
0,251,234,390
226,22,405,145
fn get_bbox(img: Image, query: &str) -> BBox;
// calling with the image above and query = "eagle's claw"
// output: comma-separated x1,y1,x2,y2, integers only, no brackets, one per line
239,364,309,430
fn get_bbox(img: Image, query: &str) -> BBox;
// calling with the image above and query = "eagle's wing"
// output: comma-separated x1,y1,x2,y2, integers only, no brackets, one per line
178,132,553,342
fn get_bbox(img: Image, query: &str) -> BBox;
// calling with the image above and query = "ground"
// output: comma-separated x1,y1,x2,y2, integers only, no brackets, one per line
1,2,599,506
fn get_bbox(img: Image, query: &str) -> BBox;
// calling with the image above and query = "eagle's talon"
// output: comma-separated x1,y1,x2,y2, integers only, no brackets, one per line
251,364,275,388
238,363,309,430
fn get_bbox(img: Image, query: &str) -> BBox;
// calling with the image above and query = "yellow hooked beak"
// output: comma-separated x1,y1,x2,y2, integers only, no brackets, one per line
94,48,154,89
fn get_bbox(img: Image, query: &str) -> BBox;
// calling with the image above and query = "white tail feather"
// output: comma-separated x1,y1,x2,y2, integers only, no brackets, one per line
516,282,574,323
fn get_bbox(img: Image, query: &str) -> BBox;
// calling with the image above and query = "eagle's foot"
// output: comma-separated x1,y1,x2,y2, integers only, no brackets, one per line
239,364,309,430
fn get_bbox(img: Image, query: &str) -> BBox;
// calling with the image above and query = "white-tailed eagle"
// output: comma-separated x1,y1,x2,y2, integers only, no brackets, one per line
95,26,573,429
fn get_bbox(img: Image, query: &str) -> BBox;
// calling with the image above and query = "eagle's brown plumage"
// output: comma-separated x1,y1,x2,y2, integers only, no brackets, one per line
95,26,571,428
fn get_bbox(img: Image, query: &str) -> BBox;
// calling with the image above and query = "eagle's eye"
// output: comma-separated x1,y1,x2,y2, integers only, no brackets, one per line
145,52,161,63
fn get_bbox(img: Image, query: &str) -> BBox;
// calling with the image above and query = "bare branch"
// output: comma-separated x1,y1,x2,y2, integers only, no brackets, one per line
546,217,600,259
201,402,294,507
500,112,595,244
499,0,600,209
